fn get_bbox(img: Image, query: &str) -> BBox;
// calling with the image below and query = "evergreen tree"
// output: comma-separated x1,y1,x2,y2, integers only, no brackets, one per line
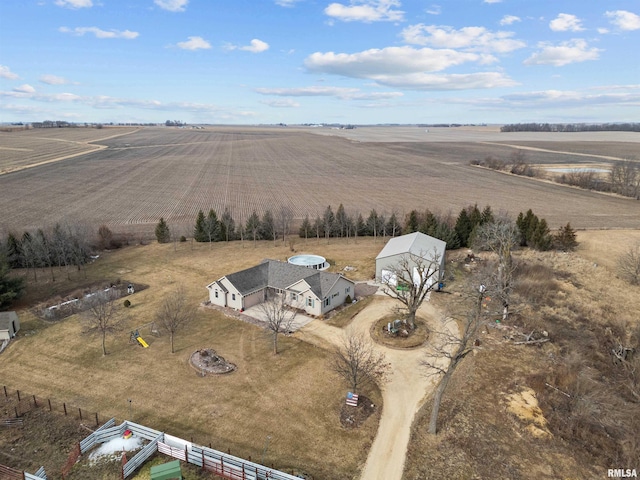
532,218,552,251
355,213,367,237
155,218,171,243
5,233,22,268
335,204,347,237
219,208,235,242
0,252,24,308
419,210,439,237
481,205,494,224
246,210,261,245
366,209,379,237
468,204,482,227
434,222,460,249
299,214,312,239
323,205,335,240
205,209,220,243
455,208,473,247
554,223,578,251
194,210,207,242
260,210,276,241
405,210,419,233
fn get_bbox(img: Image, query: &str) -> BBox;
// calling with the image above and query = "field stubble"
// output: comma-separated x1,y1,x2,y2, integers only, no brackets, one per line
1,127,639,236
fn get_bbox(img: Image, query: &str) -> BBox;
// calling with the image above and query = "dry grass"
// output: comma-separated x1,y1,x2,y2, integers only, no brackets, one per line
0,238,386,479
1,128,640,236
403,230,640,479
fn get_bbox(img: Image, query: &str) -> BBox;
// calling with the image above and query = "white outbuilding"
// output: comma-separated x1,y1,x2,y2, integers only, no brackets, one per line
375,232,446,287
0,311,20,340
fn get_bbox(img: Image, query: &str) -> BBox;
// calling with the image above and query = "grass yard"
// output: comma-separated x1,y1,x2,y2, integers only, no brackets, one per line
0,237,385,479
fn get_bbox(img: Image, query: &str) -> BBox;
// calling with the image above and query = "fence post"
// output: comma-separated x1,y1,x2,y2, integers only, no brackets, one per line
16,390,20,401
14,406,19,418
3,385,7,397
63,403,67,416
201,451,204,471
32,395,38,408
48,398,52,411
95,412,99,426
78,408,82,420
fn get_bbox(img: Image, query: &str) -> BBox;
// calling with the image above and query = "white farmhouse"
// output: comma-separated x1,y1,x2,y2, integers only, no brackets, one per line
375,232,446,287
206,260,355,317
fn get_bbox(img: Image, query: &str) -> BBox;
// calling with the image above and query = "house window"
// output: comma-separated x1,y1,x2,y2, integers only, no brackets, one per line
324,297,331,307
307,297,313,307
232,294,236,301
291,293,298,301
332,292,339,298
215,290,219,298
345,287,350,294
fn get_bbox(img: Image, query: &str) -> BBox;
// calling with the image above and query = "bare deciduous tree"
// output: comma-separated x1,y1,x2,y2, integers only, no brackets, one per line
617,242,640,285
422,283,484,434
332,331,389,394
382,249,441,330
259,291,297,355
473,216,519,321
82,288,124,356
278,206,294,244
155,286,197,353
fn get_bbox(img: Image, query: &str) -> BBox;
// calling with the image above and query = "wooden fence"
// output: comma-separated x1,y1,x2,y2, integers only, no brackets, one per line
0,464,48,480
2,386,103,426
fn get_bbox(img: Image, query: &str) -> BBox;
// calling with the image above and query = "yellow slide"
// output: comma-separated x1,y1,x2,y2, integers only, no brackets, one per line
136,336,149,348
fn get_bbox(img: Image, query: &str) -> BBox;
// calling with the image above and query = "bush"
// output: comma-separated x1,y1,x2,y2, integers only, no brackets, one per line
123,299,131,308
345,295,352,304
179,235,187,242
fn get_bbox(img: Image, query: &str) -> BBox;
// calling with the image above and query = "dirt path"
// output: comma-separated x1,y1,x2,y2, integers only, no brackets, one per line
0,128,140,176
479,141,628,161
297,297,458,480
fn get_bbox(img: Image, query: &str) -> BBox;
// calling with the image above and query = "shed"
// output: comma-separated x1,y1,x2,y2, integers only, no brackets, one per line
150,460,182,480
0,311,20,341
375,232,446,286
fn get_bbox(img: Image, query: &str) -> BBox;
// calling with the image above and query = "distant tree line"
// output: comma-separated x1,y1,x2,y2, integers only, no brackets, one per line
501,123,640,133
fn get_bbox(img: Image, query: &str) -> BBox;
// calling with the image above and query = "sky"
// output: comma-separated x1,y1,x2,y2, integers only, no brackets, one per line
0,0,639,125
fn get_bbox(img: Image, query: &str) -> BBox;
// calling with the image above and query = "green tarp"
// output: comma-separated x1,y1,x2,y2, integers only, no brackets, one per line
150,460,182,480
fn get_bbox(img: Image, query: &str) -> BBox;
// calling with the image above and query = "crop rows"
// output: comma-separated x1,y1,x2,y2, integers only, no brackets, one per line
0,127,639,235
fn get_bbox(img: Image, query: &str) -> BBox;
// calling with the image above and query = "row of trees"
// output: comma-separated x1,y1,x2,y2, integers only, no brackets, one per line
501,123,640,132
2,223,92,282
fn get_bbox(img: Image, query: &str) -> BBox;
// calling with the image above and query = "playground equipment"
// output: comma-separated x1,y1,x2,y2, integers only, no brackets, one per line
130,330,149,348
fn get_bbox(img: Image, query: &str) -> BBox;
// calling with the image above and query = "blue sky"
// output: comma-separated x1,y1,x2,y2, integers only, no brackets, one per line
1,0,638,124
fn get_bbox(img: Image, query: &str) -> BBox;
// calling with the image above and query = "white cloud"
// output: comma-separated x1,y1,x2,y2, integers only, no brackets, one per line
59,26,139,39
549,13,584,32
605,10,640,31
305,46,485,77
597,27,609,34
324,0,404,23
39,74,70,85
501,88,640,108
524,39,601,66
401,24,525,53
255,86,403,100
500,15,521,26
483,0,502,3
154,0,188,12
176,36,211,50
226,39,269,53
369,72,517,90
54,0,93,8
426,5,441,15
0,65,19,80
275,0,301,6
261,99,301,108
14,84,36,94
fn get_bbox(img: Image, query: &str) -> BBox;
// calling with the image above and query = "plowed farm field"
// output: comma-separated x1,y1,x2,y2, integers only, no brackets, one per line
0,126,639,234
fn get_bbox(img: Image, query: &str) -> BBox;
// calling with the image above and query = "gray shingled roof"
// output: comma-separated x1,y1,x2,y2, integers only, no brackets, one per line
221,260,350,299
0,311,18,330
